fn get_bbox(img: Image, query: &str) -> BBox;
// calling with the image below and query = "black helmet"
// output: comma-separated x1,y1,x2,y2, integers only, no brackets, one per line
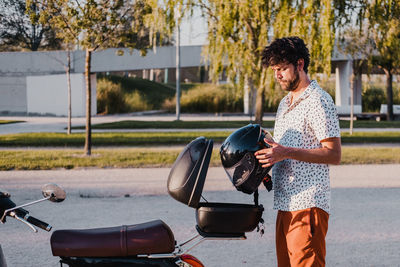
220,124,273,194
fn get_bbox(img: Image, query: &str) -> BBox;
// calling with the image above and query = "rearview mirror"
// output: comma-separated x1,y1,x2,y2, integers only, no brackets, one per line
42,183,66,203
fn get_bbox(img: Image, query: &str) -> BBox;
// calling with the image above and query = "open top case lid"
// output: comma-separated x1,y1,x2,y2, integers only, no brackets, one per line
167,137,213,208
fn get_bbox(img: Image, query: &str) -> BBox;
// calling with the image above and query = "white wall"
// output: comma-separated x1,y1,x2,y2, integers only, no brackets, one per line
26,73,96,117
0,76,26,113
0,47,204,75
0,47,368,115
335,61,362,114
0,50,72,75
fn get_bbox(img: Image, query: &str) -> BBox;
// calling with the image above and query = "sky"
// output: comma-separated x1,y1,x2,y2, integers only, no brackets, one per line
178,9,208,46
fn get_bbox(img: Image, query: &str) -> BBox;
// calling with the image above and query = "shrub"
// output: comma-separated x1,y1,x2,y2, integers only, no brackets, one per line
97,75,175,114
103,75,175,110
362,87,385,112
394,83,400,105
361,75,400,113
317,77,336,102
97,79,127,114
125,91,150,111
162,83,243,113
263,83,286,112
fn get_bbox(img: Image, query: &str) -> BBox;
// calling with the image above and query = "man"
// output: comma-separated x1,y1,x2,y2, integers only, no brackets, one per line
255,37,341,267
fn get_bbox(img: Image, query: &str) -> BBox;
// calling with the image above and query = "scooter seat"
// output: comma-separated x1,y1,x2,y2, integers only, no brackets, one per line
50,219,175,257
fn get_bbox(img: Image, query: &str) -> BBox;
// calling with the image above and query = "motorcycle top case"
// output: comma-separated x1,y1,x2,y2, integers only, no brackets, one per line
167,137,212,208
167,137,263,235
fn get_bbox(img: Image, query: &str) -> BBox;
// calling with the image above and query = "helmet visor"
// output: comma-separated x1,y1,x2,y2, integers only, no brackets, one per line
223,152,256,187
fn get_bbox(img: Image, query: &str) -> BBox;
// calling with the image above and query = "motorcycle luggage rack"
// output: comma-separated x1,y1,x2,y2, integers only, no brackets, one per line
138,226,246,259
176,226,246,255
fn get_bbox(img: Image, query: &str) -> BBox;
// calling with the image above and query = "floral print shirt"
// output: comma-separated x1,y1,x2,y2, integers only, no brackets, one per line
272,80,340,214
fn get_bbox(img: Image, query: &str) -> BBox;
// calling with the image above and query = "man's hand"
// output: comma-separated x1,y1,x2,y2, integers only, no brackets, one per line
254,139,288,168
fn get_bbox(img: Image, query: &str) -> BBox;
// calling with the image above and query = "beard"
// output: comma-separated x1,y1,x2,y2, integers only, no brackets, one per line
279,69,300,92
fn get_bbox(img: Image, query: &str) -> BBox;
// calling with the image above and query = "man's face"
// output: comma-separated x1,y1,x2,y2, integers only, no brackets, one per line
271,63,300,92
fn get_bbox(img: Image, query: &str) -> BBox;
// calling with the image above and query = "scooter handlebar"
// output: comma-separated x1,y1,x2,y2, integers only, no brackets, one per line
13,208,52,232
25,215,52,232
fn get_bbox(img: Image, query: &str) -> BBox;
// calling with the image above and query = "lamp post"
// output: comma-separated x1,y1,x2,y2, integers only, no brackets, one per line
175,7,181,121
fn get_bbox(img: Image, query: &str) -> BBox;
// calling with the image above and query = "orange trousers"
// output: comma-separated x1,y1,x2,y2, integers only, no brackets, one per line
276,208,329,267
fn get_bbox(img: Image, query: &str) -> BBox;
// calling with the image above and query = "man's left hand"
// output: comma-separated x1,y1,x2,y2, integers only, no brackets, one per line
254,139,288,168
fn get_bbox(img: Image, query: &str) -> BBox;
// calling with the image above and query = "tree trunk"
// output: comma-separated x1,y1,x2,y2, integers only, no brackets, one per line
349,71,355,135
67,50,72,135
175,21,181,121
384,69,394,121
254,85,265,124
243,74,250,115
84,48,92,156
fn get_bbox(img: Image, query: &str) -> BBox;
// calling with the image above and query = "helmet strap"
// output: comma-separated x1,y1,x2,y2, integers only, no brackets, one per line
253,189,259,206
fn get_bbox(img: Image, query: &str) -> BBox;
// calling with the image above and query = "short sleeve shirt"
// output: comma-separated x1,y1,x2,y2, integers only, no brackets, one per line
272,80,340,214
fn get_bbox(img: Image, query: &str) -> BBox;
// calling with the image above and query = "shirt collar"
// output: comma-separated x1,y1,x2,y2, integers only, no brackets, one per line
284,80,318,107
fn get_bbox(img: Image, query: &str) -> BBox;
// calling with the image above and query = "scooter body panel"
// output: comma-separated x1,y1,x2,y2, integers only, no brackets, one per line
59,256,179,267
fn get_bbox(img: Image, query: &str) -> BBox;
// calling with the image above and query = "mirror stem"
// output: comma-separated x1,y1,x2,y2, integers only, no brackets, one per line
0,197,50,222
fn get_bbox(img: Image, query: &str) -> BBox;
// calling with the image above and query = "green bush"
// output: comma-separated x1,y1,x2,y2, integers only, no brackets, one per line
263,83,287,112
99,74,373,114
125,91,150,111
103,75,175,109
394,84,400,105
317,77,336,102
162,83,243,113
97,79,127,114
362,87,386,112
361,76,400,113
97,75,175,114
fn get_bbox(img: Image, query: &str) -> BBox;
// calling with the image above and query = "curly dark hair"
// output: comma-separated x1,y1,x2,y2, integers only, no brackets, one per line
261,36,310,73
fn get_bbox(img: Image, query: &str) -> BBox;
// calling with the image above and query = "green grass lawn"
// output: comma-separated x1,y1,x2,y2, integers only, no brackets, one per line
72,119,400,130
1,130,399,170
0,132,231,147
1,147,399,170
77,120,265,129
1,131,400,147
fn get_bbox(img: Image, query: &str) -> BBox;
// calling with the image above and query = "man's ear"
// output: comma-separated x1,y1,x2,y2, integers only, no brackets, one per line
297,59,304,71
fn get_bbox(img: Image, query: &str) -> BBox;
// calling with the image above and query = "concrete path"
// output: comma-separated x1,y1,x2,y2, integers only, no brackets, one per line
1,165,399,266
0,114,270,134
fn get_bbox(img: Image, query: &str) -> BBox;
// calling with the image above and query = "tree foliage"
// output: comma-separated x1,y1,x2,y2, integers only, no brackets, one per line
166,0,344,122
338,26,373,133
201,0,273,122
28,0,167,155
0,0,62,51
365,0,400,120
31,0,157,51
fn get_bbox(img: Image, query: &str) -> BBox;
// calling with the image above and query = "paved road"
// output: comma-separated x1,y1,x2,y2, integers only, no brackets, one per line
0,114,272,134
1,114,400,134
1,115,399,266
1,165,399,267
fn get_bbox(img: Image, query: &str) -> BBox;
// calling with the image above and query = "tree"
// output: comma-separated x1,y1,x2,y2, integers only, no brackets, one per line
199,0,274,123
339,27,373,134
366,0,400,121
30,0,163,155
0,0,62,51
42,49,74,134
168,0,342,123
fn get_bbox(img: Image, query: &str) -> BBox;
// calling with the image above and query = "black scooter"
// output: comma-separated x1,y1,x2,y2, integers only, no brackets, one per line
1,137,265,267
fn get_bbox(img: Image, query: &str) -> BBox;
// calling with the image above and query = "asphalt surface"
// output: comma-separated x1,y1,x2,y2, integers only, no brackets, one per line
0,115,400,266
0,165,400,267
0,114,273,134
